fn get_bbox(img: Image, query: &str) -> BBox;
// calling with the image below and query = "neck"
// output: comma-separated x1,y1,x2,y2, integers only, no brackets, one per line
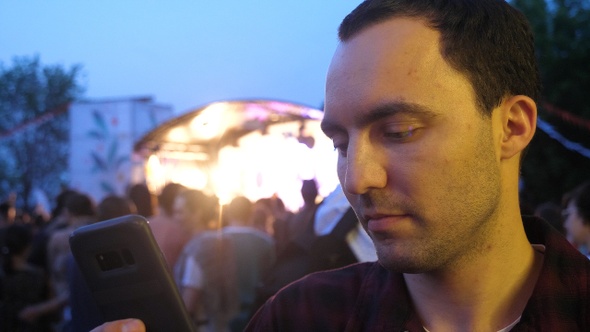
404,214,543,332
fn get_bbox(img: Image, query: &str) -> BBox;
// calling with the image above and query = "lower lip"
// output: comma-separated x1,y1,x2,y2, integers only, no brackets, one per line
367,215,408,233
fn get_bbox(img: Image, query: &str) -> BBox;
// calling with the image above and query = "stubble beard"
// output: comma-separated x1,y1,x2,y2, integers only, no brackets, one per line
371,134,502,274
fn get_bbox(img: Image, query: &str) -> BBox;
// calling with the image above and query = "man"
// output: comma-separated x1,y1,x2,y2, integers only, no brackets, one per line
92,0,590,331
46,192,96,327
148,182,189,271
246,0,590,330
172,190,240,331
221,196,275,331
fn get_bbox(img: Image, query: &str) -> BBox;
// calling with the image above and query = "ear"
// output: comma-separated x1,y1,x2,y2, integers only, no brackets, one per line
499,95,537,160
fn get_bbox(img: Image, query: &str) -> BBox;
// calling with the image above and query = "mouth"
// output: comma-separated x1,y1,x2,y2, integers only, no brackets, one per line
364,213,411,234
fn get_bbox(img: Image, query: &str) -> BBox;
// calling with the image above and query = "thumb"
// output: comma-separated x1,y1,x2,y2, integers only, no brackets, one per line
91,319,146,332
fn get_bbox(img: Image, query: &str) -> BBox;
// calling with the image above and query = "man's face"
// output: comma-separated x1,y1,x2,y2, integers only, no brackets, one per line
322,18,504,273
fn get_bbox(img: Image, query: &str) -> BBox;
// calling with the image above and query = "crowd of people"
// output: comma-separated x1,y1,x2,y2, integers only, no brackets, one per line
0,178,376,331
1,177,589,331
0,187,138,331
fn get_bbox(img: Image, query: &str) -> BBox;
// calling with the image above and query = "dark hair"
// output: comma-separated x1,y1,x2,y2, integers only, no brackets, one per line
65,192,96,217
51,189,79,220
301,179,318,205
2,224,33,275
570,182,590,225
128,183,154,218
0,201,14,223
177,190,219,225
338,0,541,116
159,183,186,216
226,196,253,224
97,195,135,222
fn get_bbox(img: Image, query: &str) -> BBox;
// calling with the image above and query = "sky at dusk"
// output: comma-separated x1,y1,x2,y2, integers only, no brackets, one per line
0,1,360,115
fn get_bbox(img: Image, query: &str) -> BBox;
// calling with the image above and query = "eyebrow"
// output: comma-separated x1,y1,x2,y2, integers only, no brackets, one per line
321,101,438,134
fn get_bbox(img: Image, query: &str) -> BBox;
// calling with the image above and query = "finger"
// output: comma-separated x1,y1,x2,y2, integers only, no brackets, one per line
90,319,146,332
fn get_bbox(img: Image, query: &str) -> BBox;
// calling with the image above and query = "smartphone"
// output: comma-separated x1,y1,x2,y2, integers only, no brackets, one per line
69,214,196,332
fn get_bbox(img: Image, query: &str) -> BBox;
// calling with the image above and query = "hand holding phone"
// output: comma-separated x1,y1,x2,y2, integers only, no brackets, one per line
90,318,146,332
70,214,196,332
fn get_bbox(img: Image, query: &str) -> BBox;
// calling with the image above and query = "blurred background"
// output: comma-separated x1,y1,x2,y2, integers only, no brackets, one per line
0,0,589,215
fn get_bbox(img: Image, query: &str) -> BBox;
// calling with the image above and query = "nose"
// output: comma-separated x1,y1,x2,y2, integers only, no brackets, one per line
340,137,387,195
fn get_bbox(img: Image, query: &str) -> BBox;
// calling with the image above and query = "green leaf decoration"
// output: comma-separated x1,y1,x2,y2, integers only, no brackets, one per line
92,110,109,137
87,130,104,140
90,151,108,172
107,140,118,164
114,155,129,169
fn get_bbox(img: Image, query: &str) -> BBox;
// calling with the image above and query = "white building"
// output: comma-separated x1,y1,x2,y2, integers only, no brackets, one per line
68,96,173,203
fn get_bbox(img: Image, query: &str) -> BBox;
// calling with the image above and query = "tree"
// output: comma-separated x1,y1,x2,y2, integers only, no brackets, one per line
511,0,590,207
0,56,84,211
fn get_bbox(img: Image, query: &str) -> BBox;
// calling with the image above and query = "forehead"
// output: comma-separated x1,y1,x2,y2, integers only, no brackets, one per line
323,17,476,127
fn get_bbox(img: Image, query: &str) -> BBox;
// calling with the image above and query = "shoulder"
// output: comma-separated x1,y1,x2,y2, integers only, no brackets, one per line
183,231,220,250
525,216,590,276
246,262,386,331
47,228,71,250
280,262,381,305
224,226,274,244
523,216,590,329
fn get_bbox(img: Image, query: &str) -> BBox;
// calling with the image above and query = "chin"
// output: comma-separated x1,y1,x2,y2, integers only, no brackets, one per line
378,260,427,274
376,247,437,274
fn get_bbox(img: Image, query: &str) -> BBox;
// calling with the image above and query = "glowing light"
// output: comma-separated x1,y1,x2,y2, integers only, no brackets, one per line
142,101,339,211
170,167,208,191
211,122,338,211
145,154,165,193
189,103,226,140
167,127,189,142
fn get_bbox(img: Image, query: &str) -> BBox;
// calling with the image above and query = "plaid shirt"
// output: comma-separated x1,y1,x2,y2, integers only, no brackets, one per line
246,217,590,331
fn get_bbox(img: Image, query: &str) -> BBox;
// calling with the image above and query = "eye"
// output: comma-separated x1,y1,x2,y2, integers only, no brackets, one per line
383,125,418,141
332,141,348,157
324,130,348,157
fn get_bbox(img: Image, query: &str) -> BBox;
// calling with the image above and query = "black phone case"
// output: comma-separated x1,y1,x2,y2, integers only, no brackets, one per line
69,214,196,332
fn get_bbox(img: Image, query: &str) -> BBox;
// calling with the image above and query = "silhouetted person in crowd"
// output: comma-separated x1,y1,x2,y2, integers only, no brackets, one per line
221,196,275,332
0,201,16,226
0,200,17,261
28,189,79,272
127,183,154,218
563,181,590,258
148,182,189,270
95,195,137,222
46,192,96,329
173,190,239,331
534,201,565,235
0,224,48,331
274,179,320,254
